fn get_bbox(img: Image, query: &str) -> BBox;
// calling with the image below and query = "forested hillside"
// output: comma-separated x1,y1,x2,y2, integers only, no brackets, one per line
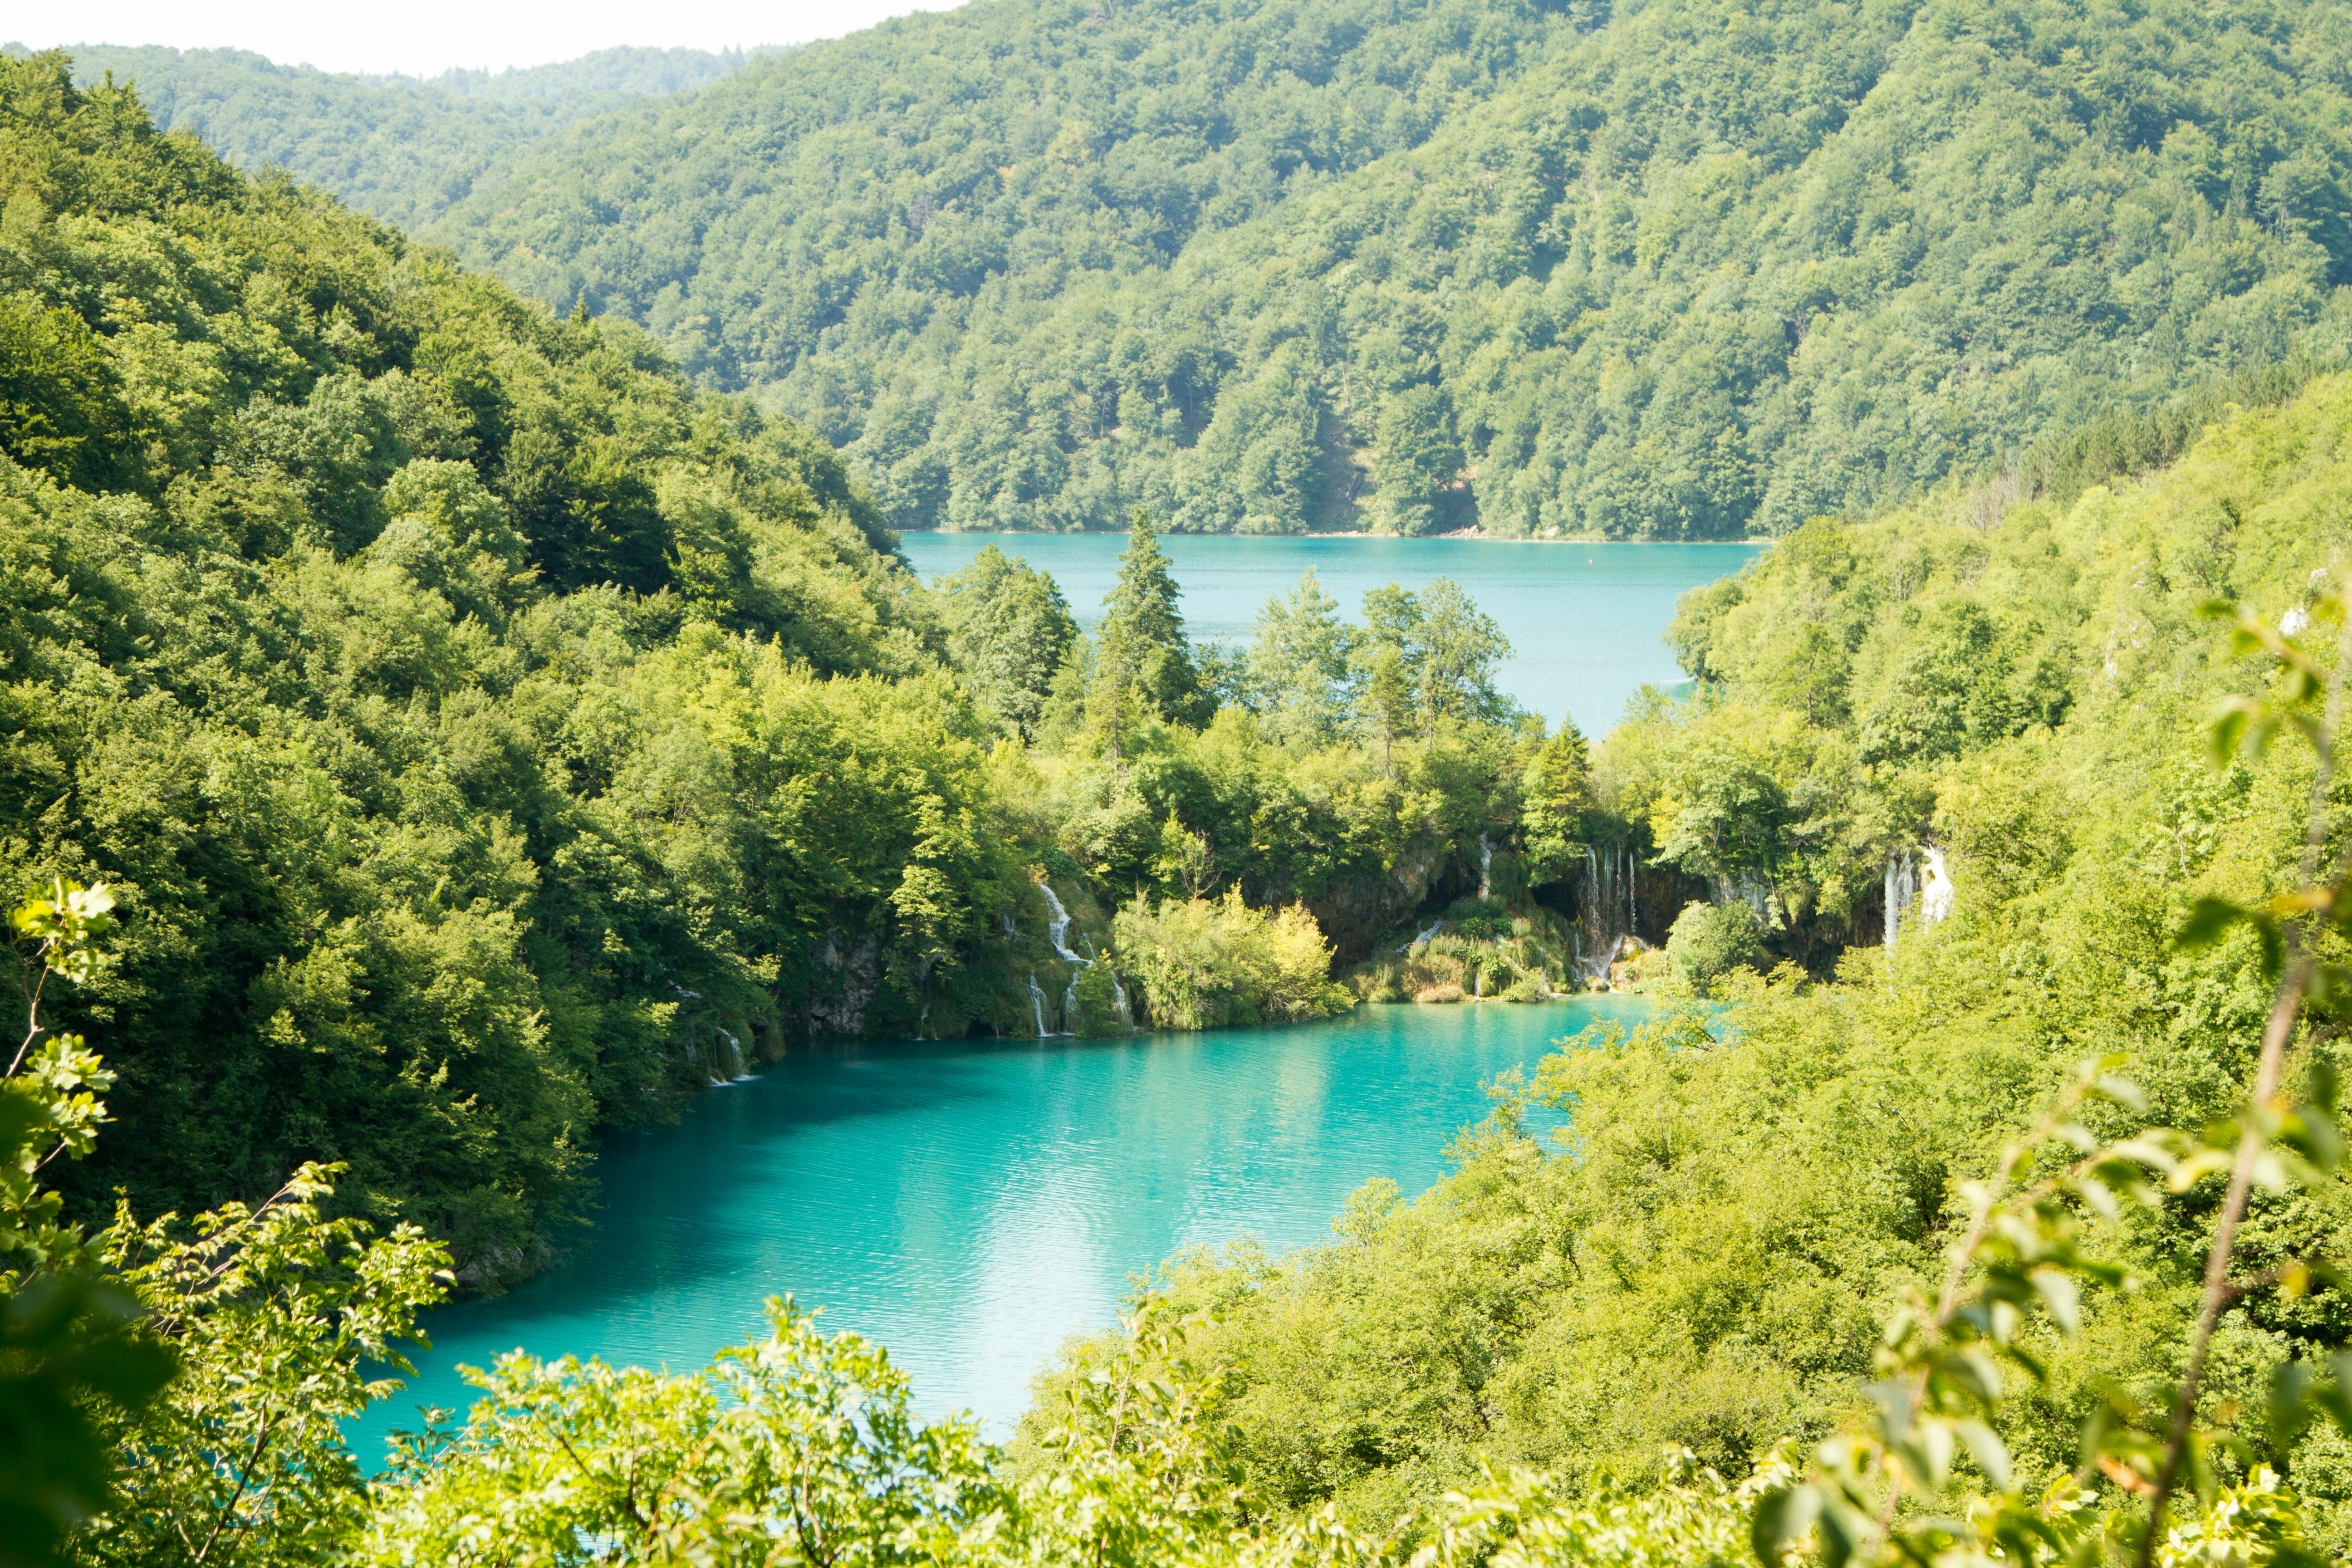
388,0,2352,539
14,32,2352,1568
22,43,757,230
0,54,1540,1285
0,49,993,1280
1034,367,2352,1550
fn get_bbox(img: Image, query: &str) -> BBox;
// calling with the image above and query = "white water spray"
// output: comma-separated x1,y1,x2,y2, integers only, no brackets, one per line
1921,847,1955,926
1027,973,1054,1038
1035,882,1132,1033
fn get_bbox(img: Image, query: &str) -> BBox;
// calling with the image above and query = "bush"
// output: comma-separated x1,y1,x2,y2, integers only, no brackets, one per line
1666,901,1764,987
1112,890,1353,1030
1415,983,1466,1004
1500,973,1550,1003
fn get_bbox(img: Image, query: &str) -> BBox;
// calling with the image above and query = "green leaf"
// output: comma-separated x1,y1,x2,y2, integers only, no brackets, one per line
1749,1483,1819,1565
2269,1361,2320,1448
1953,1419,2011,1490
2175,897,2248,951
2030,1268,2081,1334
2282,1103,2343,1172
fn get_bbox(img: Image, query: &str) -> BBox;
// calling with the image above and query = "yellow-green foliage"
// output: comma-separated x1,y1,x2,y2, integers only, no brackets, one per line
1049,374,2352,1544
1352,907,1578,1004
1113,889,1352,1031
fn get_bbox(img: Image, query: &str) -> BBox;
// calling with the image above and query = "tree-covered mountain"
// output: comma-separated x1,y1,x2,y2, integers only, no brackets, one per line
19,43,762,230
377,0,2352,538
0,52,1533,1285
18,35,2352,1568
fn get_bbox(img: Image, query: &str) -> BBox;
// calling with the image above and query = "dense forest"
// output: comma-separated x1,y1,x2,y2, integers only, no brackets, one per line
11,10,2352,1568
60,0,2352,539
0,52,1539,1291
84,0,2352,539
25,43,760,230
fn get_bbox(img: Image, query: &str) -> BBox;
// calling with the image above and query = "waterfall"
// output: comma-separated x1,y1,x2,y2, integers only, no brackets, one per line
1566,842,1648,987
1027,973,1053,1038
1400,917,1444,953
1921,847,1955,926
1037,883,1085,964
715,1028,754,1083
1884,847,1950,945
1576,932,1630,985
1034,882,1131,1034
1477,833,1494,900
1883,849,1914,946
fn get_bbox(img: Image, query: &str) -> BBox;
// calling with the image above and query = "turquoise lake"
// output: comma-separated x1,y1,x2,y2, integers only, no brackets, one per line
351,534,1751,1460
354,1000,1646,1456
897,533,1763,736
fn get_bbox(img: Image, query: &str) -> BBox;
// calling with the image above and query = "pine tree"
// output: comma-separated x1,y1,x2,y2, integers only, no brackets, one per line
1103,508,1205,725
1519,723,1594,883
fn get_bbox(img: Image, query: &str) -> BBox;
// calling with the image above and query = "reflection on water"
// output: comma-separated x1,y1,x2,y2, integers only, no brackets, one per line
897,533,1761,736
352,999,1646,1457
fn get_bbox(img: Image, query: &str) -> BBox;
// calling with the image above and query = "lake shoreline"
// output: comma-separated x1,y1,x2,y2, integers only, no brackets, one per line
900,528,1775,545
897,531,1759,736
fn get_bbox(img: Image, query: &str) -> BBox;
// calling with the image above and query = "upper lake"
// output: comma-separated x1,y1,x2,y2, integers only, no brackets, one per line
897,533,1763,736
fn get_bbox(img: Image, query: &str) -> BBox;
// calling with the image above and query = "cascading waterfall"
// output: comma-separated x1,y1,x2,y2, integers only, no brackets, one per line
1573,844,1644,985
1034,882,1131,1033
715,1028,754,1083
1038,883,1083,964
1883,849,1916,946
1400,916,1445,953
1027,973,1053,1038
1477,833,1494,900
1883,846,1954,945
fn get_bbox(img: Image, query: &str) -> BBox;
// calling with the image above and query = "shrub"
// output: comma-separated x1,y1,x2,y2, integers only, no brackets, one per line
1666,901,1764,987
1500,973,1551,1003
1415,983,1465,1004
1113,889,1352,1030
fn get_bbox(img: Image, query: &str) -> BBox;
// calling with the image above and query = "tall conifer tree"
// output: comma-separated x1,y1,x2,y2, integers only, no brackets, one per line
1102,508,1206,725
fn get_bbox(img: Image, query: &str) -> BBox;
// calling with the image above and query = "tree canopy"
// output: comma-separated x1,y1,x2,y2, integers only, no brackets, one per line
83,0,2350,538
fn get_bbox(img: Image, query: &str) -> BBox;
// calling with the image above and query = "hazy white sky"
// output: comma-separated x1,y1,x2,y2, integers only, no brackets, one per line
6,0,962,78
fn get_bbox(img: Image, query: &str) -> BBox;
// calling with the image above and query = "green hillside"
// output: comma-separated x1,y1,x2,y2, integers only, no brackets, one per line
22,43,758,230
0,52,1526,1285
396,0,2352,538
14,37,2352,1568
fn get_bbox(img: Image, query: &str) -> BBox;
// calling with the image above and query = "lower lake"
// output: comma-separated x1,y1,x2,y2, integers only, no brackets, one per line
351,533,1741,1461
896,532,1762,736
353,998,1647,1458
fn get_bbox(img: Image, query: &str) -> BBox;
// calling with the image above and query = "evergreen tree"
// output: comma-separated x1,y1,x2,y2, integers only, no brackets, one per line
1103,509,1205,725
1519,723,1594,883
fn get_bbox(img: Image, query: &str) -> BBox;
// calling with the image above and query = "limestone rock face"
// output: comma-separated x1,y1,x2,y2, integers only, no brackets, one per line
1310,835,1450,965
809,927,881,1036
